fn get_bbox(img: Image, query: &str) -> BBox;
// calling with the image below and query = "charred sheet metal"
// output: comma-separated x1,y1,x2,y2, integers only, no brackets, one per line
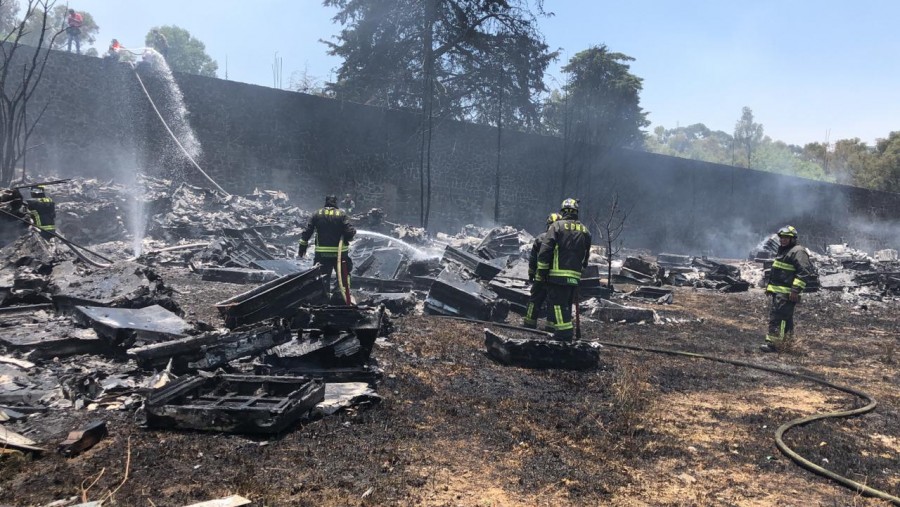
628,286,674,304
424,266,509,322
488,277,530,315
353,276,413,293
484,329,600,370
215,266,325,329
128,321,292,373
314,382,382,417
441,245,506,281
145,374,324,434
475,227,526,259
251,259,307,276
194,266,279,284
352,247,406,279
354,292,416,314
57,420,107,457
657,253,693,272
73,305,191,344
584,299,655,323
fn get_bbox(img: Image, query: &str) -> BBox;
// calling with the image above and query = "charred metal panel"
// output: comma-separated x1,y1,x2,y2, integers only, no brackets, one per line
441,245,505,281
475,227,525,259
73,305,191,344
424,267,509,322
353,276,413,293
145,374,324,434
488,277,530,315
628,286,674,304
251,259,306,276
195,266,279,284
585,299,655,323
484,329,600,370
352,248,405,279
128,321,292,373
58,420,107,457
657,253,693,272
215,266,325,329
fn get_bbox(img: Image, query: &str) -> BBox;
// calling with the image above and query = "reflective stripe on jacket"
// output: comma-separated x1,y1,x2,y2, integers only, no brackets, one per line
537,218,591,285
528,231,550,281
26,198,55,231
299,207,356,257
766,243,814,294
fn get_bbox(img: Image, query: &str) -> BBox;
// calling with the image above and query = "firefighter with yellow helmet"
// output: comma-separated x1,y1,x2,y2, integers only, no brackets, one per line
536,199,591,341
761,225,815,352
524,212,561,329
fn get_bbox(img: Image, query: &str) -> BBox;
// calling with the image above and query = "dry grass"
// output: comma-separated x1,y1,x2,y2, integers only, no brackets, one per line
609,358,656,437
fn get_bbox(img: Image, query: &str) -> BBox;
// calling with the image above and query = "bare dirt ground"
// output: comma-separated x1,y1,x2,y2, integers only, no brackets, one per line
1,269,898,506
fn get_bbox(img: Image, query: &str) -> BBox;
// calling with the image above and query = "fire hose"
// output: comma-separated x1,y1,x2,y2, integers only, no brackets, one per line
0,208,112,268
433,314,900,505
130,66,230,197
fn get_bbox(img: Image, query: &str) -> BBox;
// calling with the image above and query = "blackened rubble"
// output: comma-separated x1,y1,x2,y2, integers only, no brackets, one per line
1,175,897,445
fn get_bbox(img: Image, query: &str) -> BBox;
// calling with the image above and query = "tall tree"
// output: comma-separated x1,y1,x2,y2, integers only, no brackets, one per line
322,0,555,130
0,0,59,185
733,106,763,168
146,26,218,77
17,4,99,52
548,45,649,151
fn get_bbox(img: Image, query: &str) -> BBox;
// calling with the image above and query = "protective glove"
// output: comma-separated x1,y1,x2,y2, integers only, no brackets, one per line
297,244,307,258
789,290,800,303
528,269,535,282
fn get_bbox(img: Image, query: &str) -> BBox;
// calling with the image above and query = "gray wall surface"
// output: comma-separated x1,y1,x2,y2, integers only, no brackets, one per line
10,48,900,256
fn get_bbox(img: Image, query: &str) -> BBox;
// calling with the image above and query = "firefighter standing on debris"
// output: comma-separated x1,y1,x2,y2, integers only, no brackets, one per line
24,186,56,239
298,195,356,304
761,225,815,353
537,199,591,341
524,212,561,329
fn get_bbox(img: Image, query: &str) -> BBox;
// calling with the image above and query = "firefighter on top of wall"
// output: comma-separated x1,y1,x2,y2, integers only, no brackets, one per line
24,185,56,239
524,212,561,329
298,194,356,304
536,198,591,341
760,225,815,353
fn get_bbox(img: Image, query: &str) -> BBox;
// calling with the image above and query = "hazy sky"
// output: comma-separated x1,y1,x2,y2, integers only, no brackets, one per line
62,0,899,146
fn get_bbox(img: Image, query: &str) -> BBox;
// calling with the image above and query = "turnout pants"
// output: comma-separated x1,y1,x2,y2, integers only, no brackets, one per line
523,281,549,328
546,283,576,340
314,254,352,304
766,293,796,344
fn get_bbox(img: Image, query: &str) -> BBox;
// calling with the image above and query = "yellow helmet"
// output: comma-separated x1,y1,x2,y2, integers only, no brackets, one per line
777,225,798,238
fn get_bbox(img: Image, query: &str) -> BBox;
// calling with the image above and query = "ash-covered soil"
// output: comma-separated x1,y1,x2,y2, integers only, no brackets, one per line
1,270,898,506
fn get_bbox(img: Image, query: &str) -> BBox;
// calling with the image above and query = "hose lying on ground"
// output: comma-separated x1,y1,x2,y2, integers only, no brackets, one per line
433,314,900,505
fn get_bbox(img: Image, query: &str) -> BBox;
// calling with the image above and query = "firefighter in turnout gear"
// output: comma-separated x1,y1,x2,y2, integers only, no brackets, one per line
537,199,591,340
24,186,56,239
523,212,562,329
298,195,357,304
760,225,815,353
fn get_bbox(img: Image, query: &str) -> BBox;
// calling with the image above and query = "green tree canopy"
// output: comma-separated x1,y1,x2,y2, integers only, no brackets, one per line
322,0,555,130
544,45,649,150
17,4,99,52
147,25,217,77
733,106,763,168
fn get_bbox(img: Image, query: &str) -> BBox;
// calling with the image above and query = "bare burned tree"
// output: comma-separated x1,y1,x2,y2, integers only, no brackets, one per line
0,0,60,186
600,192,628,289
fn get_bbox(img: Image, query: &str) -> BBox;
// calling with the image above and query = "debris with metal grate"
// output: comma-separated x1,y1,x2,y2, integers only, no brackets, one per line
145,373,324,434
484,329,600,370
